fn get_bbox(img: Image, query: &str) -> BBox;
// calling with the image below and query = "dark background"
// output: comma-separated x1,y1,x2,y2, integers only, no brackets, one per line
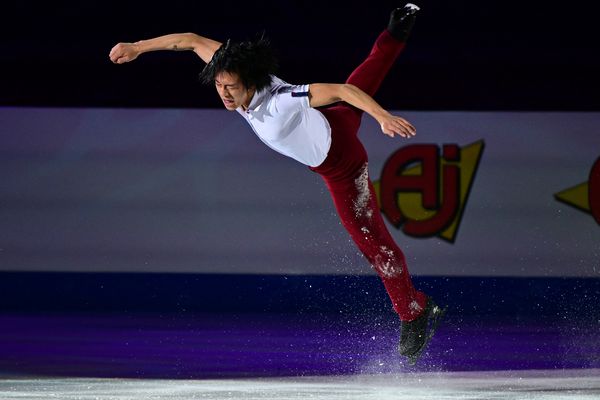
2,0,599,110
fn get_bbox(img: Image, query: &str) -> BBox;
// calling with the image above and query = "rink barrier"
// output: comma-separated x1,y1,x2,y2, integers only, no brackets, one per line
0,272,598,318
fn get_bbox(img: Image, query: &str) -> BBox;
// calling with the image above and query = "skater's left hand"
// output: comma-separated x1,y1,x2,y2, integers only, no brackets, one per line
379,113,416,138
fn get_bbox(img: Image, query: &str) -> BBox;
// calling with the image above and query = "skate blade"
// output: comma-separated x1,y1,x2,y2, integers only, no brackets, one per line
406,305,447,366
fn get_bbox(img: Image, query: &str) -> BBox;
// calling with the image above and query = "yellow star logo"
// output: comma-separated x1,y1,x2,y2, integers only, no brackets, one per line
554,157,600,225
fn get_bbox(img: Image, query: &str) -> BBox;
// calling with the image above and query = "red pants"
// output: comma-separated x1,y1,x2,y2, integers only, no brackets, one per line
310,30,427,321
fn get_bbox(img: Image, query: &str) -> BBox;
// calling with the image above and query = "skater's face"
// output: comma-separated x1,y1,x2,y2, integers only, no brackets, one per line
214,71,255,111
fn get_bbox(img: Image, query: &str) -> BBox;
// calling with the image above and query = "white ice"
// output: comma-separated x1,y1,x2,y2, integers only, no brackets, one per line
1,369,599,400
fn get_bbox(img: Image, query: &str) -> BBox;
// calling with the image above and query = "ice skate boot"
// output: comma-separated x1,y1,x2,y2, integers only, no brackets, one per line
388,3,420,41
398,296,446,365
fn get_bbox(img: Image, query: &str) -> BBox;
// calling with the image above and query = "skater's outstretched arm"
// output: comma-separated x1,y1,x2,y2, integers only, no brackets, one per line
308,83,416,138
109,33,222,64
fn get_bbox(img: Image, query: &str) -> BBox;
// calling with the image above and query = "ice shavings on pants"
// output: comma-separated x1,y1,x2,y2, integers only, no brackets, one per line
353,163,373,219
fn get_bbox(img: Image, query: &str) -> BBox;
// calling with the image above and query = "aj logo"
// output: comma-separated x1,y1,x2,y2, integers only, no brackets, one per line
373,141,484,243
554,157,600,225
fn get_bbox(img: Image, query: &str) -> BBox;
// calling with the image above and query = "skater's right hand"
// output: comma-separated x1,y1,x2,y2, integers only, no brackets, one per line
109,42,141,64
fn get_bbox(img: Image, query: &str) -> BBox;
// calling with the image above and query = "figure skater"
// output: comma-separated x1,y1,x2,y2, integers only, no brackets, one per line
109,3,444,365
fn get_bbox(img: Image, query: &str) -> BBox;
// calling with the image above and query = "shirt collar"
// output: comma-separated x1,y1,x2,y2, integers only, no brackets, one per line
243,86,269,113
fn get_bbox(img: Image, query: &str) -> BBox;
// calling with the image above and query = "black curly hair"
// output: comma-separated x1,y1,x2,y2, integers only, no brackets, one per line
199,35,278,92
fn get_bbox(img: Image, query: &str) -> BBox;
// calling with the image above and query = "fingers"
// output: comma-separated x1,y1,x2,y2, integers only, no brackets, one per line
395,117,416,137
110,53,131,64
399,117,416,135
109,43,131,64
381,124,408,138
381,116,417,139
391,119,416,138
109,44,121,61
109,50,120,63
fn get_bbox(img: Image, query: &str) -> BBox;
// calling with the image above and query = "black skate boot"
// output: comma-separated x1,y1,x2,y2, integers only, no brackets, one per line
398,296,446,365
388,3,420,42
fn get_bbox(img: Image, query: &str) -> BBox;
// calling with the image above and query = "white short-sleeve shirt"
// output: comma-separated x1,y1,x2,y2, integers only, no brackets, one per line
236,76,332,167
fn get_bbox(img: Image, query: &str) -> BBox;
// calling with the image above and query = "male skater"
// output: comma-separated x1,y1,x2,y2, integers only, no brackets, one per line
109,3,444,365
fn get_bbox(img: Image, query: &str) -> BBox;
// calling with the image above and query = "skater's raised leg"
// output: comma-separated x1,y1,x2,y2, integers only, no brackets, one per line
345,3,420,101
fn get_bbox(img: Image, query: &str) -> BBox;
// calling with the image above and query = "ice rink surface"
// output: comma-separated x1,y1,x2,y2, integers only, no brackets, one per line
1,311,599,399
2,369,600,400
